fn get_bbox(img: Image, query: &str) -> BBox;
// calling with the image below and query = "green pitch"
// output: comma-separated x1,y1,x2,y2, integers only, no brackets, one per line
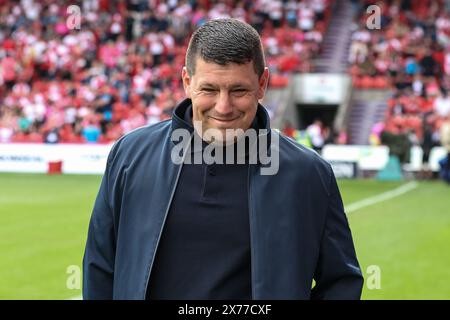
0,173,449,299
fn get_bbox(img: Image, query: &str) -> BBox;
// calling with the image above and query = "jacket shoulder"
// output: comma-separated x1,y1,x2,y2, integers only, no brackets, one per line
278,132,333,195
279,133,331,169
107,120,171,164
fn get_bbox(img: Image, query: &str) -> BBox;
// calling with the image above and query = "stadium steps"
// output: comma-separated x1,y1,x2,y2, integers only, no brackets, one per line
347,90,391,145
314,0,355,73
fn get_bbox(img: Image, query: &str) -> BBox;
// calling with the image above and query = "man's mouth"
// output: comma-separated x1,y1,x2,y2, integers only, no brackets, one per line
209,116,239,123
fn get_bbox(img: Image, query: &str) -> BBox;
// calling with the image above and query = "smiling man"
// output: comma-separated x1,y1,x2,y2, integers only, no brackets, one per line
83,18,363,300
181,29,269,144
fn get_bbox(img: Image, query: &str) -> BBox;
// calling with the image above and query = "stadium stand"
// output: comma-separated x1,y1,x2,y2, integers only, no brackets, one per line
0,0,331,144
347,0,450,151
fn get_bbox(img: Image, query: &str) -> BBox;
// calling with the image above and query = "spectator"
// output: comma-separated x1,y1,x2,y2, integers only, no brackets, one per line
420,48,439,77
306,119,324,152
1,51,19,90
44,128,59,144
349,28,370,64
293,129,312,148
438,115,450,183
420,118,436,178
282,120,295,138
82,121,101,143
0,117,14,143
434,90,450,118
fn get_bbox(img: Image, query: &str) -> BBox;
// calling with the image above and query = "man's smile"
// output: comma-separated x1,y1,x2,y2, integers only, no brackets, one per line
208,115,240,125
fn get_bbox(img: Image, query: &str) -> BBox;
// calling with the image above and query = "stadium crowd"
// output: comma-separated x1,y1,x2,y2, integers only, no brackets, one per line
0,0,330,144
348,0,450,155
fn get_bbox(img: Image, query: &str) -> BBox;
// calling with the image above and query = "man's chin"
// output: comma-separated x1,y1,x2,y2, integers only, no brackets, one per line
193,121,249,145
203,129,237,146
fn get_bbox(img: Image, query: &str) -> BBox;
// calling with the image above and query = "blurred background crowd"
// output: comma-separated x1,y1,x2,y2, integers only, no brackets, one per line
0,0,329,144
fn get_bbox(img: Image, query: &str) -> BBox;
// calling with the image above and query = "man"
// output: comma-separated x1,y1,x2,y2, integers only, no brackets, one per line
306,119,325,153
434,90,450,118
439,115,450,184
83,18,363,300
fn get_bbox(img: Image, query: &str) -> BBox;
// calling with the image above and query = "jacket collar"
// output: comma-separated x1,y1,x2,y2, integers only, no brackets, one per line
171,98,196,136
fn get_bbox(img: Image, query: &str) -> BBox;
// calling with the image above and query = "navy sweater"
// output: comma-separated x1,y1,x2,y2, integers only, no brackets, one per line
146,105,252,300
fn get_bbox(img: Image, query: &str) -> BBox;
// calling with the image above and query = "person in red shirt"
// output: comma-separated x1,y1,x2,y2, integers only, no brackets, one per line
1,52,19,89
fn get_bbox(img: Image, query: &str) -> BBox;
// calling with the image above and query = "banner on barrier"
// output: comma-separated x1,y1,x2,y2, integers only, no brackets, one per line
328,161,358,179
322,145,389,171
0,143,446,175
322,145,446,173
0,143,112,174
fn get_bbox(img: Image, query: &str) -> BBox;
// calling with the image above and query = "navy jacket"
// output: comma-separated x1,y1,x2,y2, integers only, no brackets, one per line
83,99,363,300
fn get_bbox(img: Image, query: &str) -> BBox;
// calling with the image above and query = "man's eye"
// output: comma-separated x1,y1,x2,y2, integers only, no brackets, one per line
232,89,248,95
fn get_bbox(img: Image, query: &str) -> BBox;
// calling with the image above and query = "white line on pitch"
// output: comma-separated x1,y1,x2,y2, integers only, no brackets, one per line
67,294,82,300
345,181,419,214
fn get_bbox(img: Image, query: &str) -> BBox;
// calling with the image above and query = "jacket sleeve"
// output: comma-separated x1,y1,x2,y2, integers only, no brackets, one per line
311,169,364,300
82,149,117,300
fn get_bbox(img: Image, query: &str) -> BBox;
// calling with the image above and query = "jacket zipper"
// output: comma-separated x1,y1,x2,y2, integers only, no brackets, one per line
143,141,188,299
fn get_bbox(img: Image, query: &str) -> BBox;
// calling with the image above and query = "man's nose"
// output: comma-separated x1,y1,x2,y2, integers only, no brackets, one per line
214,91,233,115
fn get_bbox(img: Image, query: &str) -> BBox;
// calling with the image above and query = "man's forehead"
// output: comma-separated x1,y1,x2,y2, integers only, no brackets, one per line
196,79,254,88
195,57,255,72
192,59,258,86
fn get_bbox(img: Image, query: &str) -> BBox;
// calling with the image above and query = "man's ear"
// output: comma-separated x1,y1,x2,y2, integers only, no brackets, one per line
181,67,191,99
257,67,270,100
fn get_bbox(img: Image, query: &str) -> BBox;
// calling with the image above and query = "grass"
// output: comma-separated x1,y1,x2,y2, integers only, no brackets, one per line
339,180,450,300
0,173,101,300
0,173,449,299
